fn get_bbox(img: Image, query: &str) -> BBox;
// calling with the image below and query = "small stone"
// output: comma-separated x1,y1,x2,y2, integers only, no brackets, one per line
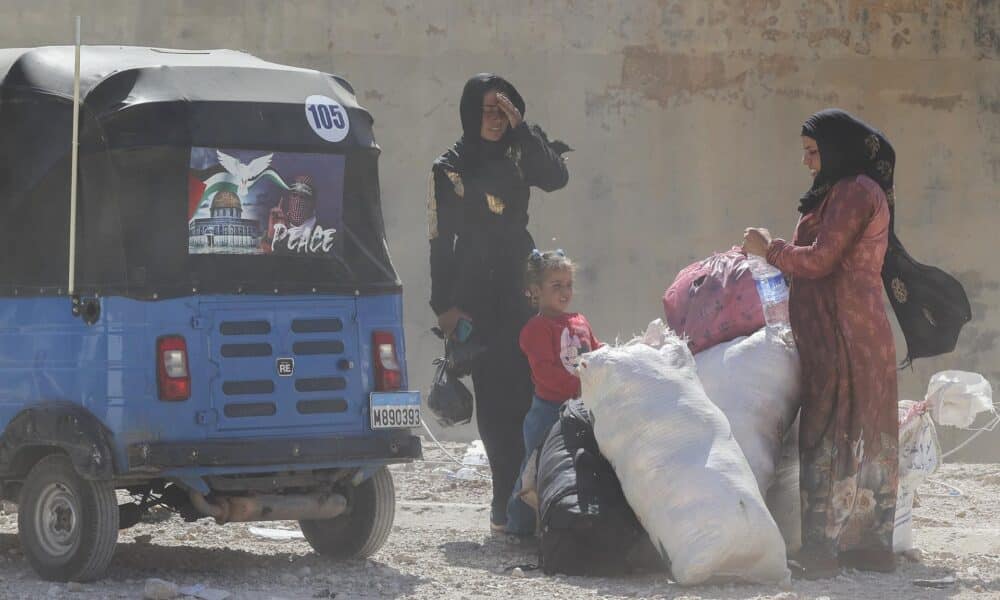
67,582,85,592
134,534,153,545
773,593,798,600
395,553,417,564
903,548,923,562
144,578,180,600
511,567,525,578
957,510,967,518
296,566,312,578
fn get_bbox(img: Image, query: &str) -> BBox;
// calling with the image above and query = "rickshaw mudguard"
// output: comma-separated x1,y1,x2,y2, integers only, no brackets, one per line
0,401,116,480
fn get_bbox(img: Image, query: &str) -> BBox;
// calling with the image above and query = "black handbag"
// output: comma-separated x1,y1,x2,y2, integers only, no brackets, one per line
882,233,972,366
427,356,474,427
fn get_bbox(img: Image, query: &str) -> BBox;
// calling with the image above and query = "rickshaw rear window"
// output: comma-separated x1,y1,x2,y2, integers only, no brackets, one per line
188,148,344,257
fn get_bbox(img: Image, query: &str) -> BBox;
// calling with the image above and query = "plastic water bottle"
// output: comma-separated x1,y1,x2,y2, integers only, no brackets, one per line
748,256,792,339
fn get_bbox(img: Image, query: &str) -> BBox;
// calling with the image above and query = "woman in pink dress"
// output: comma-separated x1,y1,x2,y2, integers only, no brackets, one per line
743,110,901,579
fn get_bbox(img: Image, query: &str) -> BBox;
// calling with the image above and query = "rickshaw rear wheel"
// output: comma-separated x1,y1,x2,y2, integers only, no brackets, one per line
299,467,395,559
18,454,119,582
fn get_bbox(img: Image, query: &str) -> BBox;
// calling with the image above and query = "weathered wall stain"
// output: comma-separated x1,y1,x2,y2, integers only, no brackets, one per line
973,0,999,56
808,27,853,47
618,46,804,107
899,93,965,110
980,95,1000,115
620,47,745,106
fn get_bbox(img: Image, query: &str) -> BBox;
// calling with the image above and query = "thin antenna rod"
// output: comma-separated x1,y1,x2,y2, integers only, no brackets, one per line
68,16,81,295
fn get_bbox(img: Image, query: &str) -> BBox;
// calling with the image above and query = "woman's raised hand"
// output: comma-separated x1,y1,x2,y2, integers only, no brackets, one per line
742,227,772,257
495,92,523,128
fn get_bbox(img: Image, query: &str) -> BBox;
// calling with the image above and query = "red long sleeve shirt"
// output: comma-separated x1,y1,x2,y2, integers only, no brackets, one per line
519,313,602,404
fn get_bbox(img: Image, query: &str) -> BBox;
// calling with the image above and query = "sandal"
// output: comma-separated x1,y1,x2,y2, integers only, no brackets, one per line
839,549,897,573
791,551,841,580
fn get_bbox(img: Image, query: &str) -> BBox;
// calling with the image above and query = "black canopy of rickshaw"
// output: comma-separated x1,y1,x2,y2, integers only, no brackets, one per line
0,46,399,299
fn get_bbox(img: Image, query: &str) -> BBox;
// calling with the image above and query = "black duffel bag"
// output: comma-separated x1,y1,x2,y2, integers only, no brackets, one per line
536,399,666,576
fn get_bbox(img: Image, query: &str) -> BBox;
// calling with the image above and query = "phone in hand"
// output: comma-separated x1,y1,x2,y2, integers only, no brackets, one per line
455,318,473,343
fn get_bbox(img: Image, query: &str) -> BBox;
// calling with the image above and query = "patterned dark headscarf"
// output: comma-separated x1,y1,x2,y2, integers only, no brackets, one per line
799,109,895,215
800,109,971,364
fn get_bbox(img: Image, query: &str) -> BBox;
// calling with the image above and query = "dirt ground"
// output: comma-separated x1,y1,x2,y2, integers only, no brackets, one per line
0,439,997,600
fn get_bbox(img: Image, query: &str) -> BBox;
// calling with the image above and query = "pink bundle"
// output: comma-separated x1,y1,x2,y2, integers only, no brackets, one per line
663,248,765,354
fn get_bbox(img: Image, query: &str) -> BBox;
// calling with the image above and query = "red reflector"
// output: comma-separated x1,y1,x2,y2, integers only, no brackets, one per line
372,331,402,391
157,335,191,401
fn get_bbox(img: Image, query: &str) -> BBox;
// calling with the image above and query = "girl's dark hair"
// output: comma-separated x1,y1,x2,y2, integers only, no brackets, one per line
524,249,575,291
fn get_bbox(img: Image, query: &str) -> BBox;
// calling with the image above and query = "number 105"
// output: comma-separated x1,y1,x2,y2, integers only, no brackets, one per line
308,104,345,130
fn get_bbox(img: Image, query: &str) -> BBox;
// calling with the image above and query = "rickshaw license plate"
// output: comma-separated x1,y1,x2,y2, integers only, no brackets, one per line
370,392,421,429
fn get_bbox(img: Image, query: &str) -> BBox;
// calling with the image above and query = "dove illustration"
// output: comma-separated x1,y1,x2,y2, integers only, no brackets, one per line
216,151,274,196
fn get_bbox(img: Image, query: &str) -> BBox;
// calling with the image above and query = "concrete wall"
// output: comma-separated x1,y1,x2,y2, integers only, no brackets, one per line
2,0,997,460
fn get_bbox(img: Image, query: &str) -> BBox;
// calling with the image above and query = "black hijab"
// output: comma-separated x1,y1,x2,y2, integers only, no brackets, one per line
799,109,972,364
435,73,526,172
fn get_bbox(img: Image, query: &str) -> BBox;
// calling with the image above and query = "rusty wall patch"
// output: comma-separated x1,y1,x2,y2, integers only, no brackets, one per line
620,45,747,107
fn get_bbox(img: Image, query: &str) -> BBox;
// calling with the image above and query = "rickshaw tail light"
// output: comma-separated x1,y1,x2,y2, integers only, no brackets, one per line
157,335,191,401
373,331,402,391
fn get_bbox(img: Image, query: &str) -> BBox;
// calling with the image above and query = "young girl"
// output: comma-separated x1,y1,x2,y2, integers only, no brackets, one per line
505,249,602,536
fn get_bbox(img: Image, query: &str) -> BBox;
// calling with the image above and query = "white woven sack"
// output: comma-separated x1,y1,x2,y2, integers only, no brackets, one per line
893,400,941,553
579,335,790,585
694,328,801,495
766,421,801,555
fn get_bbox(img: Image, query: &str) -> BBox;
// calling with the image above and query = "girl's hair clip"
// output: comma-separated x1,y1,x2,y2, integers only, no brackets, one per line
529,249,543,262
555,249,565,257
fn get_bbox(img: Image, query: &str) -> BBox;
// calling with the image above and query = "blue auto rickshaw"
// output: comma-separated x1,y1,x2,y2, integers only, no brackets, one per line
0,45,421,582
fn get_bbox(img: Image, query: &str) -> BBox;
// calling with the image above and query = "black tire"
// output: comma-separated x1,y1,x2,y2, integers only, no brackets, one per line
17,454,119,582
299,467,395,559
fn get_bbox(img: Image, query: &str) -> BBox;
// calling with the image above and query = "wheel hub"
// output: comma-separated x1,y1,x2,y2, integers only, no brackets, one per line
35,483,80,557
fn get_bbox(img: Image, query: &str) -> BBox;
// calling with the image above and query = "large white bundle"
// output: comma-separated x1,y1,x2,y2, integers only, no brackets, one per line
926,370,994,429
579,336,790,585
694,329,801,495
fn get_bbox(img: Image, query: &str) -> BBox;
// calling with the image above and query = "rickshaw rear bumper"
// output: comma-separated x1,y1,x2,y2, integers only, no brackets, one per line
125,430,422,473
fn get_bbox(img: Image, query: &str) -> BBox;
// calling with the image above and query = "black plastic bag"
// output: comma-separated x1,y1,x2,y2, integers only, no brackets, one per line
427,357,473,427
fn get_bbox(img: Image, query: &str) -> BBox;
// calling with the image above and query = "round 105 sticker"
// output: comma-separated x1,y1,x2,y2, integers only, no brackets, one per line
305,95,350,143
